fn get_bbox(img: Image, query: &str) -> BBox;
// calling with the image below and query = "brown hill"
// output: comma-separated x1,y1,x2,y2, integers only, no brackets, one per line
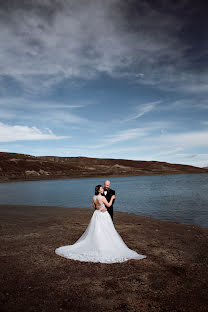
0,152,207,182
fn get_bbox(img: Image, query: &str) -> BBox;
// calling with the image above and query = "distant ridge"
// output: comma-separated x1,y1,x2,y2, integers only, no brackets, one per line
0,152,207,182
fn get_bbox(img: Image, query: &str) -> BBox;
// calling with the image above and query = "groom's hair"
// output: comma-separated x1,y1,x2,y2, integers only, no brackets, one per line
95,185,102,195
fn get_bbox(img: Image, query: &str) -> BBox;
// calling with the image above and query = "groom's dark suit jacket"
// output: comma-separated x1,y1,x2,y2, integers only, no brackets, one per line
103,188,115,221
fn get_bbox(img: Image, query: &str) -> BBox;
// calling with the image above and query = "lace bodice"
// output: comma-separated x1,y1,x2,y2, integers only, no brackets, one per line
93,195,105,210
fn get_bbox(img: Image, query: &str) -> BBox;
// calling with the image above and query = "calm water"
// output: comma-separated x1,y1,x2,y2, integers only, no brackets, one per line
0,173,207,228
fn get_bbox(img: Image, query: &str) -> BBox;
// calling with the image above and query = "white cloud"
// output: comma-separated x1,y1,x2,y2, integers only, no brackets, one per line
156,147,185,156
125,101,161,121
154,130,208,148
42,111,87,125
174,153,208,159
0,97,91,127
175,159,208,168
0,97,91,109
104,128,148,144
0,122,69,142
161,98,208,111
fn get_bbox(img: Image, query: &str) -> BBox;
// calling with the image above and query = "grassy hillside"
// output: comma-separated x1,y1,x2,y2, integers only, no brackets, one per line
0,152,207,182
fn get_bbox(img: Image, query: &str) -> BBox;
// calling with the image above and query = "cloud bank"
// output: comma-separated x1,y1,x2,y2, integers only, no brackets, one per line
0,122,68,142
0,0,206,94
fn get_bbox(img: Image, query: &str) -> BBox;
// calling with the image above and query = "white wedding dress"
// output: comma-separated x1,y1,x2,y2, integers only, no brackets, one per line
55,195,147,263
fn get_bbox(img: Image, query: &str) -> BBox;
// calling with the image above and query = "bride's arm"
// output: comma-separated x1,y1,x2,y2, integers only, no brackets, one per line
101,195,115,207
92,199,96,210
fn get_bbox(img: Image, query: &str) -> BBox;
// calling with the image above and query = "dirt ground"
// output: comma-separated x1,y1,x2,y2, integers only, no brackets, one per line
0,204,208,312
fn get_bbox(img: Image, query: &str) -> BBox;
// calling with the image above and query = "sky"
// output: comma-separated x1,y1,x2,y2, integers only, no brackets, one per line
0,0,207,167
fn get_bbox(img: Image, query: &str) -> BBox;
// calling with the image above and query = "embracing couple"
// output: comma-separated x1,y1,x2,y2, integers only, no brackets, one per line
55,180,147,263
93,180,115,221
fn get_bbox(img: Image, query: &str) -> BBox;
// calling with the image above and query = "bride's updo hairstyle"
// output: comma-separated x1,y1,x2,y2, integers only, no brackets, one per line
95,185,102,195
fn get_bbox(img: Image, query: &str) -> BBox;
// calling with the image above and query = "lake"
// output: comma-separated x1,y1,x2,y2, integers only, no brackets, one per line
0,173,207,228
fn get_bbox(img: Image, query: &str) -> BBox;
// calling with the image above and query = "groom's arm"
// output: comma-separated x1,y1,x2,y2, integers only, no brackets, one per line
111,189,115,204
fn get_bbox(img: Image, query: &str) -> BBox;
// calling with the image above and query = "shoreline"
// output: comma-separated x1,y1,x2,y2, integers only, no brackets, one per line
0,170,207,183
1,204,208,312
0,203,207,230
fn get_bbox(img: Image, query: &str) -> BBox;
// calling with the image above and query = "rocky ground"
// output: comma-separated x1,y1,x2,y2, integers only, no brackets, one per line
0,152,207,183
0,204,208,312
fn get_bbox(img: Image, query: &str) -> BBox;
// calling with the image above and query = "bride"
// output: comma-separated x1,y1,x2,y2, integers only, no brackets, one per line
55,185,147,263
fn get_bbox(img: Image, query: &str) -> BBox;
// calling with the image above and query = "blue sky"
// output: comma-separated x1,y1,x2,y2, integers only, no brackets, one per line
0,0,207,167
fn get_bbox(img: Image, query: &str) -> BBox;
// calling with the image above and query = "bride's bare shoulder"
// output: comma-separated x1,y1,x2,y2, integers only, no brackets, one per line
101,195,106,202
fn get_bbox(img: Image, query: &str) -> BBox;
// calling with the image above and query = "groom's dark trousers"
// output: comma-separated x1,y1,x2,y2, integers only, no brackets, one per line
103,188,115,221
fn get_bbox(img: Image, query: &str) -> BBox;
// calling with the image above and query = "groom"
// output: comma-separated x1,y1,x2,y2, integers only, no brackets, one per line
103,180,115,221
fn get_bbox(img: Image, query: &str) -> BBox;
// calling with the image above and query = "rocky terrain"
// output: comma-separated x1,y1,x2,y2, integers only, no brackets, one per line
0,204,208,312
0,152,207,182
